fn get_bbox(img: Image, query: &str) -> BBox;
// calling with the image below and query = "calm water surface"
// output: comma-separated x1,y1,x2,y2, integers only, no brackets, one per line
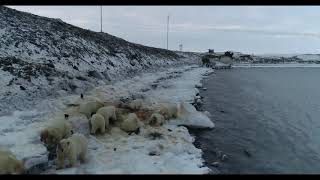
193,67,320,174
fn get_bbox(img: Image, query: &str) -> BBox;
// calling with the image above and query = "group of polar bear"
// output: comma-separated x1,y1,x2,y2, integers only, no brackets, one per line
0,94,181,174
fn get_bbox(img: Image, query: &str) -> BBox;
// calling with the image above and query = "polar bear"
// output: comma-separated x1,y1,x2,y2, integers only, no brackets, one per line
56,133,88,169
0,150,25,174
129,99,144,111
114,108,130,125
120,113,142,132
148,113,165,127
135,110,154,123
40,120,73,149
158,103,178,120
89,113,106,135
96,106,116,127
79,100,104,119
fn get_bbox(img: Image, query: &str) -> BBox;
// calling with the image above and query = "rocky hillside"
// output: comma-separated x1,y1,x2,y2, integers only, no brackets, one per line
0,6,201,115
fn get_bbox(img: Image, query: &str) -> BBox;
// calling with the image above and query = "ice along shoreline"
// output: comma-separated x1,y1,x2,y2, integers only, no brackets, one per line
0,65,215,174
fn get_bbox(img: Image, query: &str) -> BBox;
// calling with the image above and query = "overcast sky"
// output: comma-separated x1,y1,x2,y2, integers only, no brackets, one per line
8,6,320,54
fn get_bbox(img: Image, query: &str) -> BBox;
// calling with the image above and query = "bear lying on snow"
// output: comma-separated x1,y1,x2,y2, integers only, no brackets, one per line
0,149,25,174
148,113,165,127
158,103,178,120
56,133,88,169
120,113,143,132
89,113,105,135
128,99,144,111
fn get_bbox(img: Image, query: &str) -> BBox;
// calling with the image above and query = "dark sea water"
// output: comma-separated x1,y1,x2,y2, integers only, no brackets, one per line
192,67,320,174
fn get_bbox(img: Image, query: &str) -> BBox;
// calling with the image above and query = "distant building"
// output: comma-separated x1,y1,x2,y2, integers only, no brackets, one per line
208,49,214,54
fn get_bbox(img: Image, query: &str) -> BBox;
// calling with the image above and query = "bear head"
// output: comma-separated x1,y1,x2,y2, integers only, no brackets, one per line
58,139,72,154
40,129,59,148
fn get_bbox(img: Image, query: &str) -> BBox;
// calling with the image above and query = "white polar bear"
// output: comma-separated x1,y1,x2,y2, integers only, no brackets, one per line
0,150,25,174
89,113,106,135
96,106,116,127
114,108,130,125
79,100,104,119
158,103,178,120
129,99,144,111
120,113,142,132
148,113,165,127
40,119,73,149
56,133,88,169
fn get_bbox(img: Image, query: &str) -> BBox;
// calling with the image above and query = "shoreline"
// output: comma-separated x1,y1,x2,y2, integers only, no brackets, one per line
233,63,320,68
188,70,219,174
0,65,215,174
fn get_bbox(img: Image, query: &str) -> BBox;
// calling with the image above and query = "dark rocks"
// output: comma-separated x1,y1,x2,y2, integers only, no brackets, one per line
128,127,140,135
7,78,15,86
195,84,203,88
72,65,79,71
148,151,160,156
64,114,69,119
23,155,49,174
68,82,77,91
151,84,158,89
46,62,55,69
76,76,86,81
148,132,163,140
88,70,104,80
140,88,150,92
221,154,228,162
20,85,26,90
0,57,59,80
211,162,220,167
243,149,252,157
101,71,111,81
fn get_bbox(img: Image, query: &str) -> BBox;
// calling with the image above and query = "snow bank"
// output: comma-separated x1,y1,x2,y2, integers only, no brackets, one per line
170,103,214,129
0,65,214,174
44,125,208,174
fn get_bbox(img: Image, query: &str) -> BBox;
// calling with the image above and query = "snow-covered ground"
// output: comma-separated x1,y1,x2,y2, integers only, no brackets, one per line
0,65,214,174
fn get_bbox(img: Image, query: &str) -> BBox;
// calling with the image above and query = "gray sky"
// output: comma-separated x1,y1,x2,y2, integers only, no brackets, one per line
8,6,320,54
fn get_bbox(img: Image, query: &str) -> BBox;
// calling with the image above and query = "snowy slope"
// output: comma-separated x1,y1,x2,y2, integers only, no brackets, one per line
0,6,202,116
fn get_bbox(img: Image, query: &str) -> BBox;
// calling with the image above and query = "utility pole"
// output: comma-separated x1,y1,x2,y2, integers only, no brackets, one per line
100,6,103,33
167,15,169,50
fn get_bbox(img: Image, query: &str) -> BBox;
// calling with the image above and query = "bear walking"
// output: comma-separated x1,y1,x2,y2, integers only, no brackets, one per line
89,113,106,134
56,133,88,169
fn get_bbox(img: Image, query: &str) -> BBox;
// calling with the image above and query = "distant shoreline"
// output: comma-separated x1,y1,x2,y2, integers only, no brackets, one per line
233,63,320,68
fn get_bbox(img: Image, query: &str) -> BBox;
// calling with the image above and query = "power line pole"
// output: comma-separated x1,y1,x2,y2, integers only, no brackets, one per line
166,15,169,50
100,6,102,33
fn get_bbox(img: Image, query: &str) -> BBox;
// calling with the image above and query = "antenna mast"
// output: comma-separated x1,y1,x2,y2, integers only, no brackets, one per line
167,15,169,50
100,6,103,32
